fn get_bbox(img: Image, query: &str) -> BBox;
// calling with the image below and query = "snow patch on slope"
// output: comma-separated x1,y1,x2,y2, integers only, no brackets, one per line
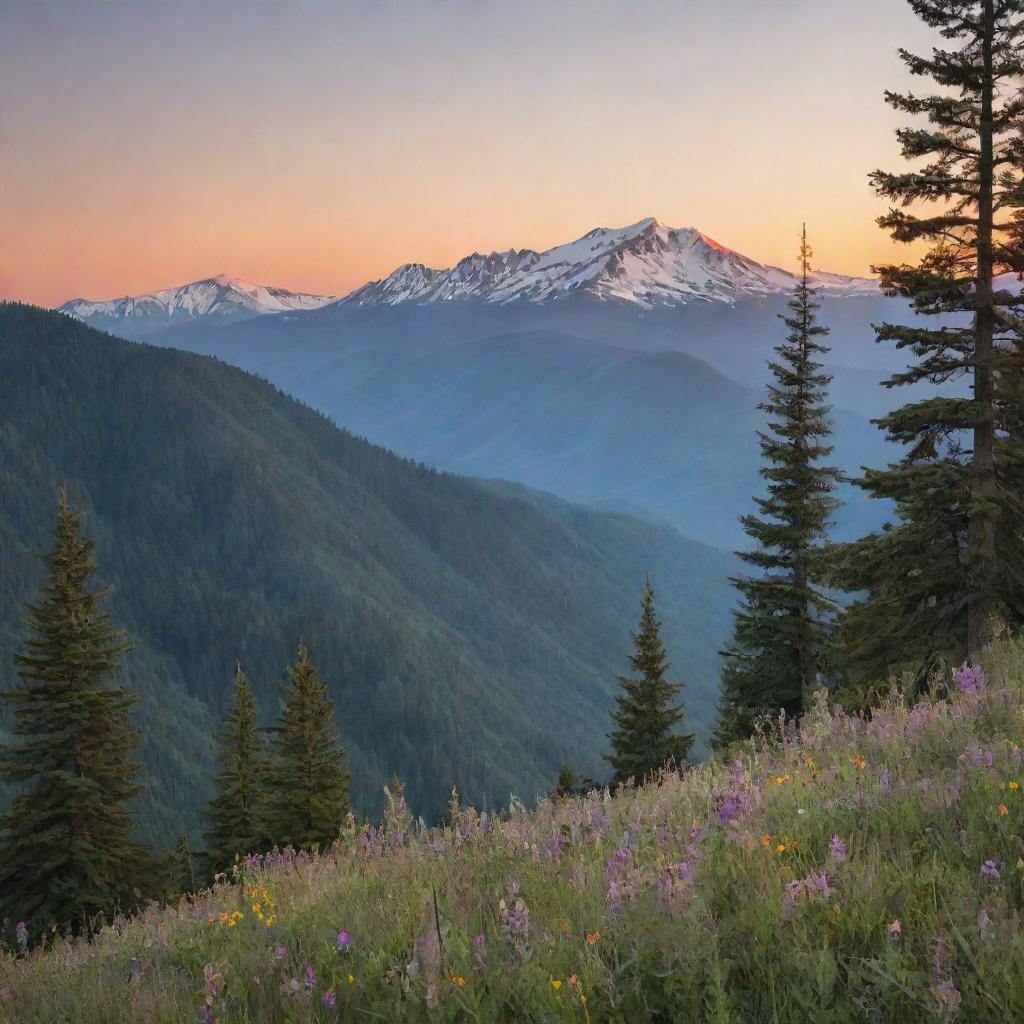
341,218,878,309
58,276,338,325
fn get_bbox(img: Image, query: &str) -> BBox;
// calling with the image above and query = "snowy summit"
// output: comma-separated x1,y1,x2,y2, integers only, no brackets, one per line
58,275,338,327
339,218,878,309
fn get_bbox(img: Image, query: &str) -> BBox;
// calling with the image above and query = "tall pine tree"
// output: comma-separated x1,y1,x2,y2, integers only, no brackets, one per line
263,645,350,850
202,662,266,877
604,577,692,786
834,0,1024,688
715,228,841,747
0,491,145,937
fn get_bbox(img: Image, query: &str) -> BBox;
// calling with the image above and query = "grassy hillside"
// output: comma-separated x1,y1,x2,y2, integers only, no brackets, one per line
4,639,1024,1022
0,303,736,840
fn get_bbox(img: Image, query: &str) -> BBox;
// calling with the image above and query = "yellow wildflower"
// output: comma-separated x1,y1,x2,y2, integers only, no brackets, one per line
550,978,562,991
347,974,354,984
1009,781,1019,791
776,843,786,853
451,975,466,988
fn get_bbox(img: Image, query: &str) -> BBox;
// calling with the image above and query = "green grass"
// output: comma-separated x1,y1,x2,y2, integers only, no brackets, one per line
4,640,1024,1022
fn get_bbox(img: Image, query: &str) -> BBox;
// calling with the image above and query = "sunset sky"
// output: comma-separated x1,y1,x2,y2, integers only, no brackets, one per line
1,0,934,307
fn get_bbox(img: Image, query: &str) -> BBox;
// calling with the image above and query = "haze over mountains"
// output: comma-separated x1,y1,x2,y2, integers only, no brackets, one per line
1,303,737,839
56,218,902,548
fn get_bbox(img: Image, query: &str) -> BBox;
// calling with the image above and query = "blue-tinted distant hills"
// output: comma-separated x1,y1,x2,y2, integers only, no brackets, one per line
55,219,918,548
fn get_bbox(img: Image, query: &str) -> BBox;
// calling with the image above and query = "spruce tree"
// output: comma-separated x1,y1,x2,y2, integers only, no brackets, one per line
0,491,145,937
163,834,197,898
834,0,1024,687
715,229,841,746
202,662,265,876
552,762,582,799
604,578,692,786
263,645,350,850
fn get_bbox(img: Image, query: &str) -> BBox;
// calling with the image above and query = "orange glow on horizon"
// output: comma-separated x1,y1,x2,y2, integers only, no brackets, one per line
0,0,934,308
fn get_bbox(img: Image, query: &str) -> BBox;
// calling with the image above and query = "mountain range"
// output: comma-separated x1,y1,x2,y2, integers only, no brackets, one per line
60,218,876,327
54,219,903,549
1,303,737,841
339,218,878,308
58,273,337,333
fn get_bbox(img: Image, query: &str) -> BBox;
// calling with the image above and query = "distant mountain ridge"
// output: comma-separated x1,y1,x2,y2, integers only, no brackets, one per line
57,274,337,331
341,218,877,309
55,219,878,327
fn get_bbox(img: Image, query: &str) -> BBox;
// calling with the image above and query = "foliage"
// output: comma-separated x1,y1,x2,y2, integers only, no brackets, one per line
5,638,1024,1020
604,578,693,785
717,228,841,744
0,492,146,936
202,665,266,879
262,646,350,852
835,0,1024,688
0,302,737,839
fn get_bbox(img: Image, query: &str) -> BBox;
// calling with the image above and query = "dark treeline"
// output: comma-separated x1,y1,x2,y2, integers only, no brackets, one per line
714,0,1024,744
0,497,351,934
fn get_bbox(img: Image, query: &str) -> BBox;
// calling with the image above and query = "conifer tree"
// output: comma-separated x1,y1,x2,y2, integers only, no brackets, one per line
604,578,692,785
163,834,197,898
552,761,582,799
551,761,596,799
262,645,349,850
202,662,265,876
715,229,841,746
0,491,145,937
834,0,1024,687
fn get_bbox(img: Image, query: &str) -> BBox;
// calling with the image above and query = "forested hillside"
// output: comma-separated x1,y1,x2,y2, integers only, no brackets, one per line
0,304,736,842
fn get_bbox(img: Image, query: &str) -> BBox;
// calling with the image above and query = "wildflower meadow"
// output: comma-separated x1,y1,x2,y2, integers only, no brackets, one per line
4,639,1024,1022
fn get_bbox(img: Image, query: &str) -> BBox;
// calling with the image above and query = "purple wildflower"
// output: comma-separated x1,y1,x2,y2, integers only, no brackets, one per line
606,847,631,876
980,858,1002,881
304,963,317,988
715,792,744,827
606,880,623,914
966,742,995,769
499,897,529,944
336,930,351,951
805,870,830,897
273,946,287,960
15,922,27,954
322,988,337,1009
828,835,846,862
952,662,985,694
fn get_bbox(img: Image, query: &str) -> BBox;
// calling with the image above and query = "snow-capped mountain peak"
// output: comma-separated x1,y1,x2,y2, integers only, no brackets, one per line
58,275,338,328
341,219,877,309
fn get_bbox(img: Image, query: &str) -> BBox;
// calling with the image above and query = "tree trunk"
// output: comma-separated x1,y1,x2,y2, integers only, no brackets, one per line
968,0,1006,657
